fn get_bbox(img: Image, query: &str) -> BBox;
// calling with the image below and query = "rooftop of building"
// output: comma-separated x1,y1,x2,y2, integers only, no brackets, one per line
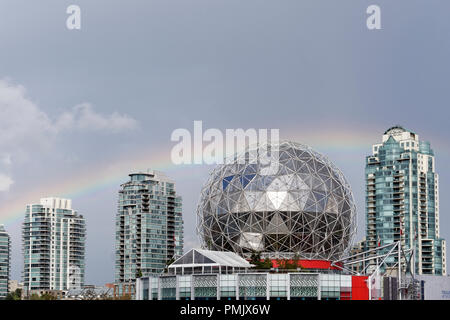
124,169,175,185
384,125,411,135
0,224,8,235
169,248,254,269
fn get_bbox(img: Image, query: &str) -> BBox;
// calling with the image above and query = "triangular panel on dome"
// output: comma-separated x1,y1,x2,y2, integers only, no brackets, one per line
227,176,242,193
239,232,264,251
267,191,287,210
279,150,292,162
225,216,240,235
280,191,301,211
240,174,256,188
303,191,319,213
267,212,289,234
294,190,309,211
267,177,288,192
311,190,327,212
217,195,229,215
227,191,241,213
222,175,234,190
243,163,258,175
289,174,309,190
325,196,339,214
282,159,296,173
254,192,275,211
244,213,265,233
276,165,291,176
203,200,212,214
311,176,326,191
244,191,262,211
232,193,250,213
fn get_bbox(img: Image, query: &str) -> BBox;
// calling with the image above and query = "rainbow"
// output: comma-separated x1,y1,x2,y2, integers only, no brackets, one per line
1,124,448,227
0,145,184,227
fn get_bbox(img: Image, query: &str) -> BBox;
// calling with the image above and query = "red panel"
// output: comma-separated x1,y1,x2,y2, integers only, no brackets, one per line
340,291,351,300
268,259,342,270
351,276,369,300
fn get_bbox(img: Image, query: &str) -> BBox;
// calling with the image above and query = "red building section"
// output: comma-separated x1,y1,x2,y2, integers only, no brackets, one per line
255,259,370,300
351,276,369,300
269,259,343,270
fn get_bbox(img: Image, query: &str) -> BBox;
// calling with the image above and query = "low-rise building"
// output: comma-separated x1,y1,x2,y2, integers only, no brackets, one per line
136,248,369,300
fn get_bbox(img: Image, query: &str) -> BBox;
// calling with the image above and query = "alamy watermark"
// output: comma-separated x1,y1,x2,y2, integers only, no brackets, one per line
66,5,81,30
367,5,381,30
170,121,280,173
65,4,381,32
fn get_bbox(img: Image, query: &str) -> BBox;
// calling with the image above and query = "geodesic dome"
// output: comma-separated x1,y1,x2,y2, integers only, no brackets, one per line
197,140,356,261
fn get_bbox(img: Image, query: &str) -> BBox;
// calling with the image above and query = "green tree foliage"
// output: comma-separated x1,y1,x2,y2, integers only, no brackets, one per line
5,288,22,300
40,293,57,300
28,292,57,300
29,293,41,300
250,252,273,270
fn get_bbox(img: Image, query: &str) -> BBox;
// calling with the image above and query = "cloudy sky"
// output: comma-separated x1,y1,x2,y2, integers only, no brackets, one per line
1,0,450,285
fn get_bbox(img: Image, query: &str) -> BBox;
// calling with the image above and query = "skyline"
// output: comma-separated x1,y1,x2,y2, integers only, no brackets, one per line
1,123,448,284
1,0,450,285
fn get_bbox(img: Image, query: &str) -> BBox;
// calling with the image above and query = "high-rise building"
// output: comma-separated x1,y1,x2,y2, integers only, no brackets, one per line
349,238,367,274
0,225,10,299
22,197,86,291
365,126,446,275
115,170,183,284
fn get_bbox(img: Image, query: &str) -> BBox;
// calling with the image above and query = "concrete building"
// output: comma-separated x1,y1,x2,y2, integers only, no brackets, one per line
348,238,367,274
22,197,86,291
365,126,446,275
8,279,24,292
136,248,369,300
115,170,183,284
415,275,450,300
0,225,10,299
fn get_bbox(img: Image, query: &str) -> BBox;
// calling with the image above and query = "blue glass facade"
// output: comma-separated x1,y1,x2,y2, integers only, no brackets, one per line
115,171,183,284
365,127,446,275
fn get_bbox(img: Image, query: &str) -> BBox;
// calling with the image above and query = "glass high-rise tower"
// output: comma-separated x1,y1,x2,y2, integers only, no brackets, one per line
365,126,446,275
0,225,10,299
115,170,183,284
22,198,86,291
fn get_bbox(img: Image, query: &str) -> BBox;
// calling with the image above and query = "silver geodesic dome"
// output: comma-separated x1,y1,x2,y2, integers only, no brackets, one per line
197,140,356,261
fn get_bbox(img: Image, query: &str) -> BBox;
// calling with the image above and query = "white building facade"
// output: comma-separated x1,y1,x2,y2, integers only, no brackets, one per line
22,197,86,291
0,225,10,299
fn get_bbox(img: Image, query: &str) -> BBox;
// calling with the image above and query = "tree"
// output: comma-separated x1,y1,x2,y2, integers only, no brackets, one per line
250,252,273,270
40,292,57,300
261,258,273,269
5,288,22,300
166,257,175,266
250,252,261,265
163,257,176,273
135,269,143,279
28,292,57,300
29,293,41,300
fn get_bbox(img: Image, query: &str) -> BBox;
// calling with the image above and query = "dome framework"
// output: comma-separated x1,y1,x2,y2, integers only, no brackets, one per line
197,141,356,261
